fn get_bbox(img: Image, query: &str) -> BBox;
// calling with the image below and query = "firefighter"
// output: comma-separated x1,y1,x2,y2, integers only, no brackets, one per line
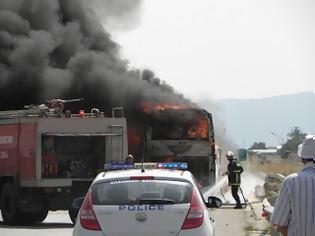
226,151,244,209
125,154,134,164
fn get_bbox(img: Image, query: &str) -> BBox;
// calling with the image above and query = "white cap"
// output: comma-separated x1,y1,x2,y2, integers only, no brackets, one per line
298,135,315,160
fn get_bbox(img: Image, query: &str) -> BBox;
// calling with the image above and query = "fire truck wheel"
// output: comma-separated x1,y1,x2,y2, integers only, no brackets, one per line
69,208,77,224
0,182,21,225
32,207,49,222
16,207,48,225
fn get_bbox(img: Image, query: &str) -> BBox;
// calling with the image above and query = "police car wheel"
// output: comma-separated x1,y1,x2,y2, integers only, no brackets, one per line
0,182,21,225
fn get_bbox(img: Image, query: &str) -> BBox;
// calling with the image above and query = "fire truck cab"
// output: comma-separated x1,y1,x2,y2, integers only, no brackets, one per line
0,104,127,225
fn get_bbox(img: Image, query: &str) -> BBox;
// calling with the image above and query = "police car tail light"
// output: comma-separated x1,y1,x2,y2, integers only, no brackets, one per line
130,176,155,180
80,191,101,231
181,189,204,230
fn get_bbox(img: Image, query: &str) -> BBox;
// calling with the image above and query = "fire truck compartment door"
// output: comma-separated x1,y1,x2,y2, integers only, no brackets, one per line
43,133,121,137
19,123,37,180
0,124,19,174
106,125,124,163
43,131,124,163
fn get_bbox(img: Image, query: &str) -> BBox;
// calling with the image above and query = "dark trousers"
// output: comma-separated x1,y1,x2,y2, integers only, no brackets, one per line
231,185,241,205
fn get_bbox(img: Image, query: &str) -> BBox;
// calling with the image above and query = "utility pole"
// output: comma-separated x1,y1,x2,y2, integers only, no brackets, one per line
269,131,284,146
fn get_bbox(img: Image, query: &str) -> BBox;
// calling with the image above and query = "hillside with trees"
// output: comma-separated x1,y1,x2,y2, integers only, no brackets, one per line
199,91,315,148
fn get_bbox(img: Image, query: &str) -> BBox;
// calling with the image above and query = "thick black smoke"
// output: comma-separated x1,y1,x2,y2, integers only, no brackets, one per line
0,0,188,114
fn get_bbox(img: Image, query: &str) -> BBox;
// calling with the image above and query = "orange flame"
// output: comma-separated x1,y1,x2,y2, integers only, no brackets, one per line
128,128,141,146
127,128,143,161
187,115,208,139
140,101,194,114
140,101,208,140
164,156,175,162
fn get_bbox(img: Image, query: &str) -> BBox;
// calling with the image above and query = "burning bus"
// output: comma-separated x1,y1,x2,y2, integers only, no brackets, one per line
129,103,217,187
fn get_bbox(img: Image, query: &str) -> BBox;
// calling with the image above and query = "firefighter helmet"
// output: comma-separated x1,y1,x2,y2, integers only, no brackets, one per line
298,135,315,160
226,151,234,159
125,154,134,164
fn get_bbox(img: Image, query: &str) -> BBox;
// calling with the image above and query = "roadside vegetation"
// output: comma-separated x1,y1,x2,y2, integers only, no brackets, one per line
247,157,302,176
247,127,306,176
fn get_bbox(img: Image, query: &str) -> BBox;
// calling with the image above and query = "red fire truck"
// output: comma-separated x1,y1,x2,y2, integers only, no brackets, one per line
0,100,128,225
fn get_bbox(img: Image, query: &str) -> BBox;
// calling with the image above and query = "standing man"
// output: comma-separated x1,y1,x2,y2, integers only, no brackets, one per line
270,135,315,236
226,151,244,209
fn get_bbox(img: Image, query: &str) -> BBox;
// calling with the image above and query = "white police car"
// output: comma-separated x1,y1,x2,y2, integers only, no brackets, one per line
72,163,222,236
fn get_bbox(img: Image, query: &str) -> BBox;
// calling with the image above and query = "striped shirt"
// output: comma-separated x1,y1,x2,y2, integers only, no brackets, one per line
270,162,315,236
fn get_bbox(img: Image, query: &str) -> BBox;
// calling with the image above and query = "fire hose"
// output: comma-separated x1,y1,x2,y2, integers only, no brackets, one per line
219,185,258,220
219,185,247,207
240,186,258,220
239,186,247,207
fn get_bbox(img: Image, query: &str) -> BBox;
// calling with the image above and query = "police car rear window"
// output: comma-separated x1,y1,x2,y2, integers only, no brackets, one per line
91,180,193,205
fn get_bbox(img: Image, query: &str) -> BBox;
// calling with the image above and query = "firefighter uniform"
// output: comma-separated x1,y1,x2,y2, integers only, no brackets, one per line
226,154,244,208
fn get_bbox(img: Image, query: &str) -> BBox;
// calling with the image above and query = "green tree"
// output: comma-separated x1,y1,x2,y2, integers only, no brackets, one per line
280,127,306,158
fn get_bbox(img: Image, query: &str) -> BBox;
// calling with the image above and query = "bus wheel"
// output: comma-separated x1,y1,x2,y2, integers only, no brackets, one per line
0,182,20,225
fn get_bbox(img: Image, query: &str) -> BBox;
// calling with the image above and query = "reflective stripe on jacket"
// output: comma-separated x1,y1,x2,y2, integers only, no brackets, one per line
227,159,244,186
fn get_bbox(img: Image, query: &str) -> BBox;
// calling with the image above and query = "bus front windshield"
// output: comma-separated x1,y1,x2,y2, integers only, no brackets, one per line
151,109,209,141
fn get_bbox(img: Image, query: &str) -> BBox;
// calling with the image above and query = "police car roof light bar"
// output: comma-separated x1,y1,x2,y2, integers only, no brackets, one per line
104,162,188,171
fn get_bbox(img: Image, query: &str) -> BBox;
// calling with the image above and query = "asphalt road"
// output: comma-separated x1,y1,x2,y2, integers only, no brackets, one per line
0,171,267,236
0,207,270,236
4,209,239,236
0,211,73,236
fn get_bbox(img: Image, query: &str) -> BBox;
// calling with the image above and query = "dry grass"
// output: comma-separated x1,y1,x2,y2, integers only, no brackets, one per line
244,222,271,234
247,156,303,176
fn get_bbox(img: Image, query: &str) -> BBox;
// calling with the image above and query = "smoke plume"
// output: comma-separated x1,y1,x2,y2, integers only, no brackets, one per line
0,0,188,113
0,0,237,160
88,0,143,32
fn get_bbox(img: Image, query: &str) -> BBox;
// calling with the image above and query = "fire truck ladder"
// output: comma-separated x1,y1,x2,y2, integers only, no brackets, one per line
0,107,46,119
0,98,85,119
